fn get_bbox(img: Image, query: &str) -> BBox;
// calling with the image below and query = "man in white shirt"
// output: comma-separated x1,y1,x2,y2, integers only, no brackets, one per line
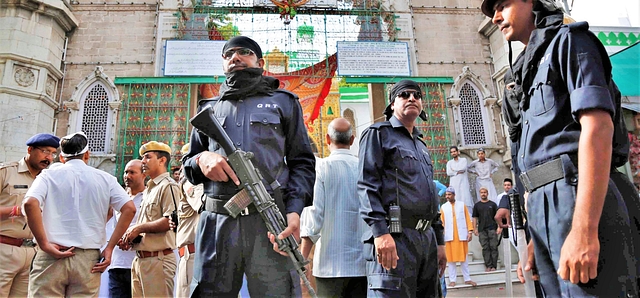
23,132,136,297
446,146,474,210
108,160,145,298
495,178,513,207
300,118,368,297
467,148,499,206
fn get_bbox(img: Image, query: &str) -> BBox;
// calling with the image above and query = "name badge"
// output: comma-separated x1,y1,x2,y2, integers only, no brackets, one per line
14,185,28,189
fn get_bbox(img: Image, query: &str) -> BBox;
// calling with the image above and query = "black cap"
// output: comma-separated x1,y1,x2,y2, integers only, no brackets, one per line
222,36,263,59
481,0,498,18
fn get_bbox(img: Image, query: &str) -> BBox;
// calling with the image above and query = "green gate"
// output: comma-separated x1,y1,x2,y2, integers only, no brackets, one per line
114,79,194,183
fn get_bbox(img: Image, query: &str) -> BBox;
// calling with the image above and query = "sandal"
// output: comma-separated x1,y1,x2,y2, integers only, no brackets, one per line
448,282,456,287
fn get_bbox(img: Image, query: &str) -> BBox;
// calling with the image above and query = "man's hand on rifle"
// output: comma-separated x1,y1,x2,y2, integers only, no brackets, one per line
196,152,240,185
268,212,301,256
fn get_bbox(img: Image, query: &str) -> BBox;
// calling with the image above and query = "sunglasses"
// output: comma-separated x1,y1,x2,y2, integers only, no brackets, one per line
222,48,256,60
397,91,422,100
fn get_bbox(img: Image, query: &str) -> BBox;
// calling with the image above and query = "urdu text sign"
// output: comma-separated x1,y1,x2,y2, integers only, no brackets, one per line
337,41,411,77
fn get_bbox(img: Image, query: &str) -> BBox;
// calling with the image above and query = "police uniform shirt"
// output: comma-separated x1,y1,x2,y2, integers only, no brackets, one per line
176,180,202,248
0,158,34,239
135,172,180,252
358,115,437,238
183,91,316,216
518,22,628,172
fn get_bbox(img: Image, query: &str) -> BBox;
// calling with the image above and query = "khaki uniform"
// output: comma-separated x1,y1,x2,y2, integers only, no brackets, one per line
0,159,36,297
176,180,203,298
132,172,180,297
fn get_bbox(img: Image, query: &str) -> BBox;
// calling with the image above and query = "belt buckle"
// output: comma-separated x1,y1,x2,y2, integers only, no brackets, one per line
240,207,250,216
415,219,430,231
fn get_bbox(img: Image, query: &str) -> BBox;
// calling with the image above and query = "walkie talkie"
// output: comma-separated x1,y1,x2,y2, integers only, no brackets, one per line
389,169,402,234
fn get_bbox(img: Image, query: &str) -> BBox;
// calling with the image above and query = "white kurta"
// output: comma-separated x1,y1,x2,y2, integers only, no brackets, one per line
446,158,474,210
468,159,499,205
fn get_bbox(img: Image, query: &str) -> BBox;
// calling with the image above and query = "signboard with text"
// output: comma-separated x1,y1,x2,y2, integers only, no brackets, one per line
164,40,226,76
337,41,411,77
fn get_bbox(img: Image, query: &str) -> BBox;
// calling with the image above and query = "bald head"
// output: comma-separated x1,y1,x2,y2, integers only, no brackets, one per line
123,159,145,193
327,118,354,148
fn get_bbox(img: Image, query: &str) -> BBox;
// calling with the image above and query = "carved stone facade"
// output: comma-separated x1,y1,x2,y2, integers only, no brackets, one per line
0,0,78,162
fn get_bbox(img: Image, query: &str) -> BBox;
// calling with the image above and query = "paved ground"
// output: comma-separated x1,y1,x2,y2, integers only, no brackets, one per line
447,282,525,297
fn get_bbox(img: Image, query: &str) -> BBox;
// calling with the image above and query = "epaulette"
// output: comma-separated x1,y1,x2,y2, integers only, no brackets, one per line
198,97,220,106
0,161,19,170
565,21,589,32
367,121,393,130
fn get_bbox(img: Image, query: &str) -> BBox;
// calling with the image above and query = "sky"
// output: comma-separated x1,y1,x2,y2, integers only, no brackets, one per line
570,0,640,27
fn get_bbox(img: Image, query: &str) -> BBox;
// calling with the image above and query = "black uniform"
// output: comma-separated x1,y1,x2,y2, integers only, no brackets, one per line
513,14,638,296
183,83,316,297
358,115,443,297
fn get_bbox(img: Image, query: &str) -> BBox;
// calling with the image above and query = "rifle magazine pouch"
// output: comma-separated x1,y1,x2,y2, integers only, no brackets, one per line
224,189,252,218
367,273,402,292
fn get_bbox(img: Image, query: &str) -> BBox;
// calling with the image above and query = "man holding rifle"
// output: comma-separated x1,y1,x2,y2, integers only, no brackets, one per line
183,35,316,297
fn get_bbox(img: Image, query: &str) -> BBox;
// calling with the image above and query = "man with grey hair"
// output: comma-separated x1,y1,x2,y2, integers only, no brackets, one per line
301,118,368,297
23,132,136,296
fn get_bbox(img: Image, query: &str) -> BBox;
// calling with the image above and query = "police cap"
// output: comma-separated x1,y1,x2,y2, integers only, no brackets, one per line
139,141,172,156
26,133,60,148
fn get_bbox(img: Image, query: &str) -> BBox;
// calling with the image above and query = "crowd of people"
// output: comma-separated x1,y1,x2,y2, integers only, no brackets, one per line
2,0,640,296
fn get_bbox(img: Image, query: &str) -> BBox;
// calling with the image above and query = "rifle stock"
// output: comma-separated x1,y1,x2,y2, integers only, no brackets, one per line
190,106,317,298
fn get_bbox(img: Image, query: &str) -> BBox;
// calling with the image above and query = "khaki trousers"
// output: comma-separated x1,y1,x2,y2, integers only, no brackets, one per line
0,243,36,297
131,251,177,297
176,250,195,298
29,248,101,297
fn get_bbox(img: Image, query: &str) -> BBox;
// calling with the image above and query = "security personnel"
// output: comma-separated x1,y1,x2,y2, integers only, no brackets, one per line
120,141,180,297
358,79,445,297
182,36,315,297
482,0,639,296
176,143,203,298
0,133,59,297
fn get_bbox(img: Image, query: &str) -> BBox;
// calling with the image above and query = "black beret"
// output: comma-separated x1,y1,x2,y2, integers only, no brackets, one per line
26,133,60,148
222,36,263,59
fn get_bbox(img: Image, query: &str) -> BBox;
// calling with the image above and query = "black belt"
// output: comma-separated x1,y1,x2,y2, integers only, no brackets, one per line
519,158,564,193
205,196,258,216
401,218,432,232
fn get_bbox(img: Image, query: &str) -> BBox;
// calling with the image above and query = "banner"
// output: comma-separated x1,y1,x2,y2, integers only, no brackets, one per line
198,54,338,125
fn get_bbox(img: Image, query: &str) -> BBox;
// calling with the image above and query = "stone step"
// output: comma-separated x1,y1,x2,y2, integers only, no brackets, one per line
445,264,519,289
450,260,515,274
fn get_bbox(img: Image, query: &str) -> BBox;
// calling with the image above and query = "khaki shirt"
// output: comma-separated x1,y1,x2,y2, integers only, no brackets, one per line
134,172,180,252
176,180,203,248
0,158,34,239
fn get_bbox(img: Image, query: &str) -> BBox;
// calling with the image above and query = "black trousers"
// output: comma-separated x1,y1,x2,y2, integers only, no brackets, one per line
315,276,367,298
527,168,638,297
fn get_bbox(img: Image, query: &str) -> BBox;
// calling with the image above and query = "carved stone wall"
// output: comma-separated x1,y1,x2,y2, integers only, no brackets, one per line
0,0,78,162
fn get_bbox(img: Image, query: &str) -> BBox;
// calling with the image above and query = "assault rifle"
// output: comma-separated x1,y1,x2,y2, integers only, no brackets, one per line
190,106,317,298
